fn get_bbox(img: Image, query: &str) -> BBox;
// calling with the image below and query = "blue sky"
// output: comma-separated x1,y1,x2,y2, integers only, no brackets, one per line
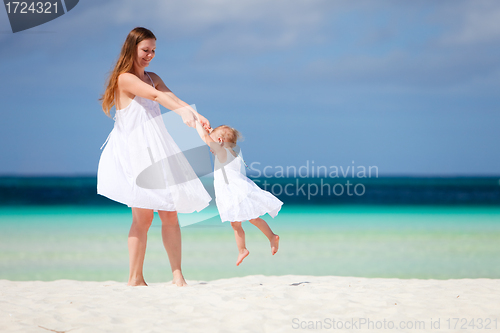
1,0,499,176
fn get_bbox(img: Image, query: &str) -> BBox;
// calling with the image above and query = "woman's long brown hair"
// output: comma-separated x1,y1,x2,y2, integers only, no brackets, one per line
100,27,156,117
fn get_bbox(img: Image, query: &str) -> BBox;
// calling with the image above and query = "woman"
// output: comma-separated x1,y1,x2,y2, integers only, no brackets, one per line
97,27,212,286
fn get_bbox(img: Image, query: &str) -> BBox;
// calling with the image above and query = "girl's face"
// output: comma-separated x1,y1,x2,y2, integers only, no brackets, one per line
209,130,224,153
135,39,156,68
210,130,223,144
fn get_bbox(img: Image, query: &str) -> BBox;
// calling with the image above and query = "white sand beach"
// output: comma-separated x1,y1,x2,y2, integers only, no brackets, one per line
1,275,499,333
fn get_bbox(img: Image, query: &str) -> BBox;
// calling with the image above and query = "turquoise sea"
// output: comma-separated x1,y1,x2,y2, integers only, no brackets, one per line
1,204,500,282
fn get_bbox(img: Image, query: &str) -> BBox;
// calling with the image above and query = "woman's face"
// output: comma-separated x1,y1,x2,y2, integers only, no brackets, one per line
135,39,156,68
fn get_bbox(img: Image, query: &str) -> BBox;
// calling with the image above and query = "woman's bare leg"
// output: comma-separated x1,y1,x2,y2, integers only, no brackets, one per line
158,210,187,286
231,222,250,266
128,207,154,286
249,217,280,255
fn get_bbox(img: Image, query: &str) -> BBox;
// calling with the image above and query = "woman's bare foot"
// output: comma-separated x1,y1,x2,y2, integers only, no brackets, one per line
127,278,148,286
172,278,187,287
236,249,250,266
271,235,279,255
172,271,187,287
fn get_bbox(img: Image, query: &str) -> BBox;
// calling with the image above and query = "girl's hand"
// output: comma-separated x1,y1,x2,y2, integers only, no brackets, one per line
196,113,211,129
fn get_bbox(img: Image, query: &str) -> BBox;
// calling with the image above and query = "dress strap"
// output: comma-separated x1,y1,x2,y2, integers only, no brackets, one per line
223,146,250,169
238,154,250,169
229,147,250,169
145,72,155,88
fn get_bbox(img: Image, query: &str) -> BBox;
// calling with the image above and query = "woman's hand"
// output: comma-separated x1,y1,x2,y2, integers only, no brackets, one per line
180,109,197,128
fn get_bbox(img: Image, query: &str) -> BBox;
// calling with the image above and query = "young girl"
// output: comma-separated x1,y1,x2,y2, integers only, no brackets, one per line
195,121,282,266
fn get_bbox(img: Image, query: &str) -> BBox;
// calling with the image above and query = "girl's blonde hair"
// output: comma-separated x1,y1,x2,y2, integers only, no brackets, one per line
100,27,156,117
212,125,243,145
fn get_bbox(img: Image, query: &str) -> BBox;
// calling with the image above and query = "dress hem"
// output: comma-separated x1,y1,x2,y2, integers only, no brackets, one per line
97,192,210,214
219,205,282,223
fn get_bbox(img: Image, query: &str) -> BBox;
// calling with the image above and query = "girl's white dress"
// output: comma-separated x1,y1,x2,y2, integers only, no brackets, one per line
214,147,283,222
97,73,211,213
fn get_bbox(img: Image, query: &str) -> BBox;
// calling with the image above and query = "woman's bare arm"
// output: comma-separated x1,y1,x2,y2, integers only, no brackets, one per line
118,73,197,127
148,72,211,128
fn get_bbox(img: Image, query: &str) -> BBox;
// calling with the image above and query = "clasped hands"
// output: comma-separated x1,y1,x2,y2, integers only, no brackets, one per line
181,109,212,133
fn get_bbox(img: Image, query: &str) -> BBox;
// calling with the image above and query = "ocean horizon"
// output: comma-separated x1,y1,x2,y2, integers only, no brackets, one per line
1,175,499,206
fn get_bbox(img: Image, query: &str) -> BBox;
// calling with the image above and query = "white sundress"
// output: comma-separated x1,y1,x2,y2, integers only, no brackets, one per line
214,147,283,222
97,72,211,213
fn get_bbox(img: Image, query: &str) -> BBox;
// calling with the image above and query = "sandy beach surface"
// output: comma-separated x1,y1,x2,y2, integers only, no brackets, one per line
1,275,499,333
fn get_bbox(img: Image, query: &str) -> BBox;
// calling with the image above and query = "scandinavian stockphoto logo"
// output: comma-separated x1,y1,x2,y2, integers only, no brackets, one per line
3,0,79,33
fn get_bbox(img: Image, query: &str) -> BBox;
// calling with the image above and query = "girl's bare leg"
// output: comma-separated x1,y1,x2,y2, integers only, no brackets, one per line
231,222,250,266
249,217,280,255
128,207,154,286
158,210,187,286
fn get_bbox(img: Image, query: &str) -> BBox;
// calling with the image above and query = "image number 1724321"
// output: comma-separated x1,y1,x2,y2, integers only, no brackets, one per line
3,0,79,33
5,2,59,14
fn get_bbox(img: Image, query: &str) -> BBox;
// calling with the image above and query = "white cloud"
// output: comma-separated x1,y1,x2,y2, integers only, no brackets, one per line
301,47,500,91
435,0,500,45
1,0,340,57
122,0,337,56
2,0,500,91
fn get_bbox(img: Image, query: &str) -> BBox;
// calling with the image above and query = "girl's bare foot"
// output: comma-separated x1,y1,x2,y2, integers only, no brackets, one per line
172,271,187,287
271,235,279,255
236,249,250,266
127,278,148,286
